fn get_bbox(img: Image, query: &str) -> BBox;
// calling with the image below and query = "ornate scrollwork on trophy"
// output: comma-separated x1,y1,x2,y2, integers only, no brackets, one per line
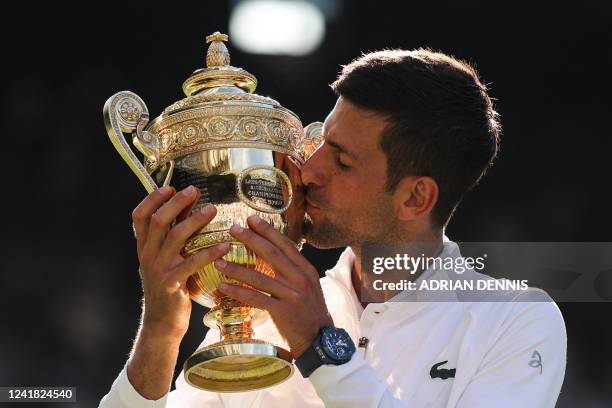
303,121,324,161
184,231,234,255
147,111,305,168
103,91,158,192
117,98,142,125
164,93,280,114
111,93,145,132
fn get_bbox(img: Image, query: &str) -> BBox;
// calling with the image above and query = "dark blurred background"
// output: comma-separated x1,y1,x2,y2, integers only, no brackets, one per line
1,1,611,407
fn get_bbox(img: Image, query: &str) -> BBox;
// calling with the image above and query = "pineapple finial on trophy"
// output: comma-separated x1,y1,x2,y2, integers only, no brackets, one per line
182,31,257,96
205,31,230,67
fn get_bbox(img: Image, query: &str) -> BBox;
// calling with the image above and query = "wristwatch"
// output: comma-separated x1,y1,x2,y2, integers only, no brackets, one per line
295,327,356,378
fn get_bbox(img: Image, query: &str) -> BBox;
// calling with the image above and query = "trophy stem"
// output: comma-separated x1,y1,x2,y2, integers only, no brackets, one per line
218,307,254,340
211,302,255,340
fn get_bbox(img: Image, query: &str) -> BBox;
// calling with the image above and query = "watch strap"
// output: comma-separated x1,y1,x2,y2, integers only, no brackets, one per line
295,334,327,378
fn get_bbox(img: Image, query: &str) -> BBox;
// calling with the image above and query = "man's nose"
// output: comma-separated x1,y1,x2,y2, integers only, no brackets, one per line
300,145,327,187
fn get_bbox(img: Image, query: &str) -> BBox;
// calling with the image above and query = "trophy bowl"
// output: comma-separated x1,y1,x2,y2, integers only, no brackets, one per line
103,32,323,392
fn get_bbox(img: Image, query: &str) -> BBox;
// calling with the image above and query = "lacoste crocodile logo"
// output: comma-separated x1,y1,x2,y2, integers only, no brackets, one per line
430,360,456,380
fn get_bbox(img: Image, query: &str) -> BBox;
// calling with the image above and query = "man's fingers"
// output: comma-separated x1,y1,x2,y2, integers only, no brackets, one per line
228,224,302,284
132,186,175,254
166,242,231,283
144,186,200,255
215,259,295,300
239,215,319,283
176,189,201,223
157,205,217,265
246,215,312,271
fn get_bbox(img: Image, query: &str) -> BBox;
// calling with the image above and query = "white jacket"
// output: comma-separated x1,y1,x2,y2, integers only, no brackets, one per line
100,240,566,407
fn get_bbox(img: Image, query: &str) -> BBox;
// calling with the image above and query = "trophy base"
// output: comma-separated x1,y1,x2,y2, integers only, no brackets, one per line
184,339,294,392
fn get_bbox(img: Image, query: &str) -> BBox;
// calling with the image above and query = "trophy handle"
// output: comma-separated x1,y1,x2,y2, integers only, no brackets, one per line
103,91,159,193
303,121,324,162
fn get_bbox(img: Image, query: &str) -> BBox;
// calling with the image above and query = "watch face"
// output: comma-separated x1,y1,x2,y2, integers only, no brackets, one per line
321,328,354,362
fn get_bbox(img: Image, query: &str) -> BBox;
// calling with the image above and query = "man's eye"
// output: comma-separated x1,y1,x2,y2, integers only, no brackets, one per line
336,154,350,170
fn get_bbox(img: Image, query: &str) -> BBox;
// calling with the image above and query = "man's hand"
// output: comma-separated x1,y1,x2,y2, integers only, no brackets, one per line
128,185,229,400
132,185,230,339
215,214,333,358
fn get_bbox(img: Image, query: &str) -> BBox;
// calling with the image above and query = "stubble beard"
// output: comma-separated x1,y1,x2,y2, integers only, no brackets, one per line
303,213,355,249
303,200,397,249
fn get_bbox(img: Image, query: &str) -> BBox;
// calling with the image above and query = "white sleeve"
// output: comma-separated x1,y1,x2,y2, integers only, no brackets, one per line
456,293,566,408
309,292,566,408
309,353,409,407
168,328,225,407
99,328,226,408
98,360,168,408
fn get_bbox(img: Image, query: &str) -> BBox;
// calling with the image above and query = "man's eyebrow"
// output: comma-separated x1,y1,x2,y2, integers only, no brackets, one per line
325,138,358,159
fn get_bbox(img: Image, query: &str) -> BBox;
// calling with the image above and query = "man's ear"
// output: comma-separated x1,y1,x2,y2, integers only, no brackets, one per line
393,176,439,222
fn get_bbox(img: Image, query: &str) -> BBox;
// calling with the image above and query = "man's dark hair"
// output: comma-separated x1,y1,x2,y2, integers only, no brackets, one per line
331,49,501,227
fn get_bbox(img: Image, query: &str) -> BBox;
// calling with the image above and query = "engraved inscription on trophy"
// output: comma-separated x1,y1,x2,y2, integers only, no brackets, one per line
244,176,283,207
237,166,292,213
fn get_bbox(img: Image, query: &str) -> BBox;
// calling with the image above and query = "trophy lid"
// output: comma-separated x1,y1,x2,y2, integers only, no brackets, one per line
181,32,258,96
141,32,304,173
